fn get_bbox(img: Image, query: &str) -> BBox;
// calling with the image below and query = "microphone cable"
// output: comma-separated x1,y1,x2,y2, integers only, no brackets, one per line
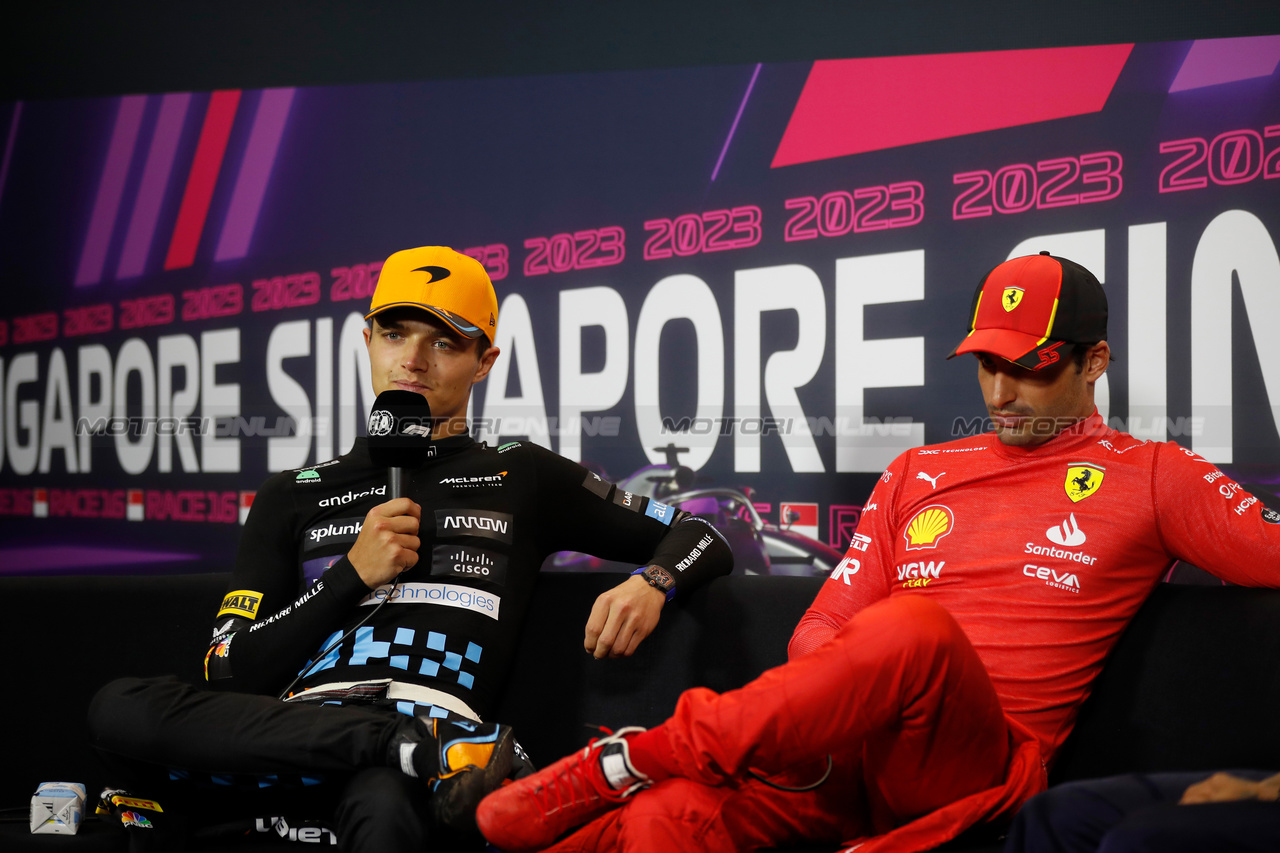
275,574,402,701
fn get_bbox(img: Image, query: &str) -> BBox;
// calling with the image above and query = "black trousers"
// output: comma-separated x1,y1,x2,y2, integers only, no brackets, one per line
87,676,447,852
1003,770,1280,853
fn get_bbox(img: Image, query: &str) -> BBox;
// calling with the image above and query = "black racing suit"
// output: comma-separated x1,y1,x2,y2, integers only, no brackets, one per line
88,435,732,850
205,435,728,707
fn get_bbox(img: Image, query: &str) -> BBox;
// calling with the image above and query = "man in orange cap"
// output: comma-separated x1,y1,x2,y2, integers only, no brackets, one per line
89,247,733,850
478,252,1280,853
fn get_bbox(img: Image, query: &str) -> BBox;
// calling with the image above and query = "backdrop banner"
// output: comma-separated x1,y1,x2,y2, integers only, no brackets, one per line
1,35,1278,574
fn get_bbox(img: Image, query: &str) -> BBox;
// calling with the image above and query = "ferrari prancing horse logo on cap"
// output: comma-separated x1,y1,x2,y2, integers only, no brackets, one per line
1064,464,1105,503
1002,286,1025,312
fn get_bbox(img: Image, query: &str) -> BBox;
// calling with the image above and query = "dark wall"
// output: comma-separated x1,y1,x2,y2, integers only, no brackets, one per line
9,1,1280,100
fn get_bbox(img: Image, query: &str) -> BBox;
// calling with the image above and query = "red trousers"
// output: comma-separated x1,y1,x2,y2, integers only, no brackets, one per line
547,595,1046,853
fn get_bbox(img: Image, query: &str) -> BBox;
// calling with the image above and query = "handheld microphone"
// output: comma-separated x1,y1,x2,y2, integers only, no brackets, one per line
366,390,434,498
277,390,431,702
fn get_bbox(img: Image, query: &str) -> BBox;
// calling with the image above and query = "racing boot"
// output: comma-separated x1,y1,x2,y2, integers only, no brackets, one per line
476,726,649,851
392,716,516,835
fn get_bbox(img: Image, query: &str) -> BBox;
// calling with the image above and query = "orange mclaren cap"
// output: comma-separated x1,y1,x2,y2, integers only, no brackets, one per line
365,246,499,339
949,252,1108,370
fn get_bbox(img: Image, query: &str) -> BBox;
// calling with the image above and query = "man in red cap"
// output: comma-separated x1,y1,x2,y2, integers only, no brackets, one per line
477,252,1280,853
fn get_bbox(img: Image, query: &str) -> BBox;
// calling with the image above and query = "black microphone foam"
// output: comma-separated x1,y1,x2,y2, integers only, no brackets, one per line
367,390,434,486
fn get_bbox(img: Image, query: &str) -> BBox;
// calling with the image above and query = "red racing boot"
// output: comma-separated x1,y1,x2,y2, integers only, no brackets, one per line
476,726,650,851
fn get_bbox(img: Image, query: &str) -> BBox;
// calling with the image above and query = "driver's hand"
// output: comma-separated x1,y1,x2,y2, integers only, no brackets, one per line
347,498,421,589
584,575,665,658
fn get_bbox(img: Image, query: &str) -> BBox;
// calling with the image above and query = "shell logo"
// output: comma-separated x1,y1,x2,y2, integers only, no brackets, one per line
903,505,955,550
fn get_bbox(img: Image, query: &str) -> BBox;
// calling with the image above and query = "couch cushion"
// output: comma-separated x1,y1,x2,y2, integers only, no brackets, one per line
1051,583,1280,782
493,573,823,765
1,572,227,809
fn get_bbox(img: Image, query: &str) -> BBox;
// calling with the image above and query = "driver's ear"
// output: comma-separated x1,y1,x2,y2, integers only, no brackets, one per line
1085,341,1110,382
471,345,500,384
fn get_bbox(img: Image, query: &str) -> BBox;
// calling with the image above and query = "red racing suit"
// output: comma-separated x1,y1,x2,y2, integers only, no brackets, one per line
548,412,1280,853
790,410,1280,762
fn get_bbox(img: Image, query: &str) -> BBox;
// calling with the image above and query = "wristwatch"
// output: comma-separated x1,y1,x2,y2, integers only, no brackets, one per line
633,565,676,601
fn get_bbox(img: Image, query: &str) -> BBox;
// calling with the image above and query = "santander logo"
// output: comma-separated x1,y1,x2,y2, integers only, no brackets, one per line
1046,513,1086,547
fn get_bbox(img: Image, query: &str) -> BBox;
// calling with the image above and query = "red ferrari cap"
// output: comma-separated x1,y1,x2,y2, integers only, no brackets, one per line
949,252,1108,370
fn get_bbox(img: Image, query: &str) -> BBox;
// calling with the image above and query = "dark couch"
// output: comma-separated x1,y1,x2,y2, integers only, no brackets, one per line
3,572,1279,851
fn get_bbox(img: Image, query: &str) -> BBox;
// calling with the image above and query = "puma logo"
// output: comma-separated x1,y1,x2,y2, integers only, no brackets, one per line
917,471,945,490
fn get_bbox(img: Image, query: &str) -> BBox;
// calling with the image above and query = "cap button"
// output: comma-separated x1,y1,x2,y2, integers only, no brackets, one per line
1039,250,1051,255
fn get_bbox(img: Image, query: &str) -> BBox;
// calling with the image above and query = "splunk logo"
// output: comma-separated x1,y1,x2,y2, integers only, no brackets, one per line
360,582,501,620
319,485,386,508
430,543,509,584
434,509,513,543
1023,563,1081,593
306,518,363,546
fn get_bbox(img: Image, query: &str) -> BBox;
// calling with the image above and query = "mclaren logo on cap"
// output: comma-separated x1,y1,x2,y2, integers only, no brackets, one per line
413,265,452,283
1002,286,1025,312
904,505,954,550
1064,463,1105,503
